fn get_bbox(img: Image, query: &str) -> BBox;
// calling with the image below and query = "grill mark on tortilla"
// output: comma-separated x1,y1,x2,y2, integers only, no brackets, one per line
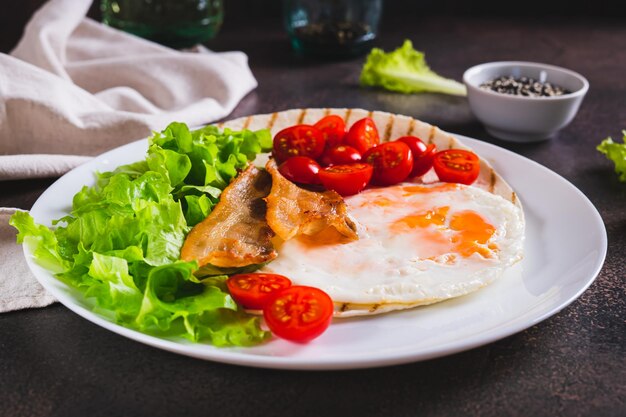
344,108,352,125
217,122,225,128
340,303,349,312
511,191,517,204
242,115,252,129
267,112,278,130
448,135,455,149
367,110,374,119
407,118,416,136
297,109,307,124
489,169,496,192
369,304,380,313
428,126,437,144
384,114,394,141
323,108,331,117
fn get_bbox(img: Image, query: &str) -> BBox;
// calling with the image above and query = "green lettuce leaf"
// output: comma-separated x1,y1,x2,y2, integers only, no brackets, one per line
597,131,626,182
10,122,272,346
148,123,272,225
10,210,69,274
134,262,267,345
360,40,467,96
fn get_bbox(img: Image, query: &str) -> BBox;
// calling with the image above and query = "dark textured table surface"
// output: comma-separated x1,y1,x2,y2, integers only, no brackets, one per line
1,3,625,417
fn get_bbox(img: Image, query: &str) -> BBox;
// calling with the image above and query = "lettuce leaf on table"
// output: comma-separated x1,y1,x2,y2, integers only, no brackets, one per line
360,40,467,97
10,122,272,347
597,131,626,182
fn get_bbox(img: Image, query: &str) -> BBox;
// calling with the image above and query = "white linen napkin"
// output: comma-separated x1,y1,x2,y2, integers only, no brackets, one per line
0,0,258,312
0,208,57,312
0,155,93,181
2,0,256,159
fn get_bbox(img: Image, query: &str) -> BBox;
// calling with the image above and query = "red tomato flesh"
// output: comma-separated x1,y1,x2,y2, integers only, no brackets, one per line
396,136,437,177
432,149,480,185
318,163,373,196
226,273,292,310
320,145,362,166
263,286,333,343
363,141,414,185
314,115,346,149
344,117,380,154
278,156,322,185
272,125,326,162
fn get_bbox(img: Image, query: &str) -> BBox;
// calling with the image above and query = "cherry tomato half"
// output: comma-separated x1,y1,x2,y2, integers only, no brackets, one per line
396,136,437,178
272,125,326,163
320,145,362,166
432,149,480,185
318,163,373,196
263,286,334,343
278,156,322,185
363,141,414,186
314,115,346,149
344,117,380,154
226,273,292,310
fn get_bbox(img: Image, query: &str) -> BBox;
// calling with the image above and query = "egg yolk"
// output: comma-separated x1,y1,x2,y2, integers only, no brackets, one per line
391,207,497,259
393,206,450,228
449,211,496,258
401,183,461,196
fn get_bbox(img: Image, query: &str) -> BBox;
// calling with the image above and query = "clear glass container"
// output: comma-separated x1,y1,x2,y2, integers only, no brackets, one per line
283,0,383,58
101,0,223,49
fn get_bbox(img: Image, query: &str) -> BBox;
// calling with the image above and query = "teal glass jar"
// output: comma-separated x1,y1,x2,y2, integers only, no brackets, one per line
101,0,223,49
283,0,383,58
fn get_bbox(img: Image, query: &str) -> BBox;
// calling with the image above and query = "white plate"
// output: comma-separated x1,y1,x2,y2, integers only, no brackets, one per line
24,135,607,370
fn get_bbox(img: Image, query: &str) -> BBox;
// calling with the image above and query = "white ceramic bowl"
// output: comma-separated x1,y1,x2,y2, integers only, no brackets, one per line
463,61,589,142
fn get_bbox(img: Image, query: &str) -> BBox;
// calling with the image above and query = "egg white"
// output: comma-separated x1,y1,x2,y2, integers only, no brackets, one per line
260,182,524,316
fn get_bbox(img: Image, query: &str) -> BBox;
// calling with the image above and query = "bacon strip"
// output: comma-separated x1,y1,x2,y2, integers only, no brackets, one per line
180,165,277,268
265,159,358,242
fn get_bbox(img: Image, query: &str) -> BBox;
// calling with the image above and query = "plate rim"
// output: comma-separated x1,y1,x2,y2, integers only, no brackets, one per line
23,133,608,370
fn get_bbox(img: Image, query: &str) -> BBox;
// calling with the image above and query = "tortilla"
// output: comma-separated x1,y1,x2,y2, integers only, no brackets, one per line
218,109,524,317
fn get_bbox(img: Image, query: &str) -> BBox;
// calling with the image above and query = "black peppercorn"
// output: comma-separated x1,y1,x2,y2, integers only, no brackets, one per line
480,76,570,97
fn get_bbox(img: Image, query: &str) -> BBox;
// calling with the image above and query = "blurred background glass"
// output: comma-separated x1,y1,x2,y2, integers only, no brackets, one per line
101,0,223,49
283,0,382,58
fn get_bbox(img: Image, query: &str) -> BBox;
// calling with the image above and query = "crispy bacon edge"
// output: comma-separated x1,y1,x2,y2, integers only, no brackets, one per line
180,165,277,268
264,159,358,242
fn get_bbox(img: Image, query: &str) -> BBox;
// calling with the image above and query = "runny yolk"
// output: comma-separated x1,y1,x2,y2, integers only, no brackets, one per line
449,211,496,258
393,206,450,228
402,183,460,197
391,207,497,259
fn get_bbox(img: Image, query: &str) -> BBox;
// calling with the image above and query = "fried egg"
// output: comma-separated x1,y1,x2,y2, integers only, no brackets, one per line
260,182,525,317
